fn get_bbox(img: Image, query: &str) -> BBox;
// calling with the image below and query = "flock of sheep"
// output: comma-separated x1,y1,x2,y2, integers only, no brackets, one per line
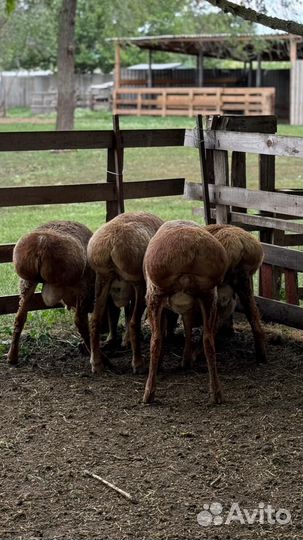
7,212,266,404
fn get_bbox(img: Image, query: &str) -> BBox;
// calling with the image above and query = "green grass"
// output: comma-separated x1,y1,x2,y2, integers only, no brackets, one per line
1,109,303,340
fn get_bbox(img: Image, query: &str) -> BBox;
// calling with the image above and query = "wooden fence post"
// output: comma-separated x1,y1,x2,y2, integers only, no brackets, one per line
113,114,125,214
285,269,300,305
213,149,229,224
259,121,282,299
106,114,125,221
231,151,246,213
196,115,211,225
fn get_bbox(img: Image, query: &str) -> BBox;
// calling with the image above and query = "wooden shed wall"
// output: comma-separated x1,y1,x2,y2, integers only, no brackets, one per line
291,60,303,125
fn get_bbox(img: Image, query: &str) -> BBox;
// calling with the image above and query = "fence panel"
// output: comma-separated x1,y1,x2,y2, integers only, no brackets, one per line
1,118,303,330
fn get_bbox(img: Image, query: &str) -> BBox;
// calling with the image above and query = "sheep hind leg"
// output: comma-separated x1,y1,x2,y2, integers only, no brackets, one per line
235,273,266,364
199,290,223,404
102,297,120,348
143,294,164,403
121,303,131,348
74,303,90,355
90,275,112,375
181,309,193,369
7,280,37,365
129,284,146,374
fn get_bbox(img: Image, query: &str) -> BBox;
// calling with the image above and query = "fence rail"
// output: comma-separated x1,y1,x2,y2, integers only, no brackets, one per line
113,87,275,117
1,114,303,331
184,183,303,218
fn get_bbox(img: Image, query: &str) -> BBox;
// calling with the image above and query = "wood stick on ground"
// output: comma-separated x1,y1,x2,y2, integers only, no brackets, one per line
84,469,137,503
210,474,222,487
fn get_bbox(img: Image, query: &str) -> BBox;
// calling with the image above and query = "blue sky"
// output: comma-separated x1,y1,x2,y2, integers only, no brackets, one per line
229,0,303,23
206,0,303,33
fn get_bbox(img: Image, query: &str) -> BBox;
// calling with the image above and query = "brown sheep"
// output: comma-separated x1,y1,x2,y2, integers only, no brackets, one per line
87,211,164,375
207,224,266,363
7,220,95,365
143,220,228,404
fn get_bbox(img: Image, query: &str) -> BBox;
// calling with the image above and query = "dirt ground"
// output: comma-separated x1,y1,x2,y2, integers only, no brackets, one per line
0,314,302,540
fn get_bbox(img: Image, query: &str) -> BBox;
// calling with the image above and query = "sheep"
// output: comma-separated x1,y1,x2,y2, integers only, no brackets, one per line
142,220,228,404
87,211,164,375
7,220,96,365
206,224,266,364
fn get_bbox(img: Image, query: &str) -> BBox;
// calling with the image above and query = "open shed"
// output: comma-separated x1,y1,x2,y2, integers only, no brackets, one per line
111,33,303,123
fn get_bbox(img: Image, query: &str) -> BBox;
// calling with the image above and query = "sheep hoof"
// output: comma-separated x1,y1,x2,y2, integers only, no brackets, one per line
133,365,146,375
210,388,224,405
181,357,192,370
132,357,145,375
7,354,18,366
100,337,116,350
143,388,155,404
91,362,105,376
78,343,90,356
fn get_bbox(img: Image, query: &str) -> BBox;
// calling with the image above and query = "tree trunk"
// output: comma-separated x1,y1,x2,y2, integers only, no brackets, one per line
204,0,303,35
55,0,77,131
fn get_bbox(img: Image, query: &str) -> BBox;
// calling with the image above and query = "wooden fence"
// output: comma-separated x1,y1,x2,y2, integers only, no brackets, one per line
113,87,275,117
184,114,303,329
0,124,185,316
1,114,303,331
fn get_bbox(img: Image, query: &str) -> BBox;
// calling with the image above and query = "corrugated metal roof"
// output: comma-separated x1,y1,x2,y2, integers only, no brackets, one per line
127,63,182,70
109,33,303,61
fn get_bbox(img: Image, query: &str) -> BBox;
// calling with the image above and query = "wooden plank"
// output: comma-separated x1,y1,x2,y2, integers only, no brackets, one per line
0,179,184,212
259,145,279,298
0,293,61,315
231,152,246,213
123,129,186,148
106,147,119,221
0,183,116,207
0,244,14,263
255,296,303,329
0,130,113,151
262,243,303,273
222,87,275,95
229,212,303,234
184,129,303,158
213,150,229,224
259,152,275,245
124,178,185,199
0,180,184,265
113,115,125,214
0,128,187,153
260,263,273,299
210,115,259,221
184,183,303,218
282,233,303,246
284,269,299,305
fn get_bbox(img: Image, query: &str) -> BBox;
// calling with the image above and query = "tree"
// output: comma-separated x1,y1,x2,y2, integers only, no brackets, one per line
55,0,76,131
202,0,303,35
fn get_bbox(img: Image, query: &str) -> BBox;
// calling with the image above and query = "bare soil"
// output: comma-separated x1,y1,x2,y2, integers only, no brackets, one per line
0,315,302,540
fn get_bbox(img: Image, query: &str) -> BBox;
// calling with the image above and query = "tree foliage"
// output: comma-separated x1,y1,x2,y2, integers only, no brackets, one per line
0,0,256,73
4,0,301,74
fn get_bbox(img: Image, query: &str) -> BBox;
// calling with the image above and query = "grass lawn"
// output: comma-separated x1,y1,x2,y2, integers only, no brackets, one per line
0,109,303,339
